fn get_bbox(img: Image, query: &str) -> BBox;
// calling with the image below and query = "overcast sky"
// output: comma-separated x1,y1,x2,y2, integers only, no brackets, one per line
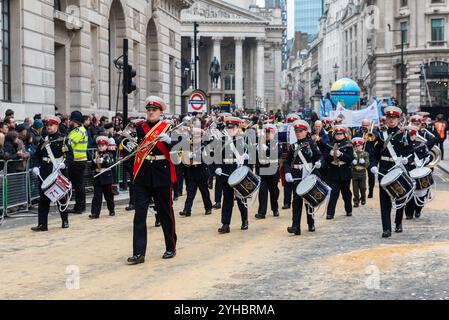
256,0,294,39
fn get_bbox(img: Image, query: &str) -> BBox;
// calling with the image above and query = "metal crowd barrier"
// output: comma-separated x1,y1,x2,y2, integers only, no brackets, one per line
0,149,130,226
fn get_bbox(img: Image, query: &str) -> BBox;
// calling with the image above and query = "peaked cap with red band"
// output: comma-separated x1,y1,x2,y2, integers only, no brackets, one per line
293,120,310,132
46,116,61,125
96,135,109,145
287,113,300,122
145,96,167,111
352,137,365,145
410,115,423,123
384,106,402,117
224,116,242,126
333,125,347,134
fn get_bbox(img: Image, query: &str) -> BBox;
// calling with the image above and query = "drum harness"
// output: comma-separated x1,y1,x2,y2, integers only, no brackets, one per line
293,144,331,217
42,136,72,212
381,131,415,210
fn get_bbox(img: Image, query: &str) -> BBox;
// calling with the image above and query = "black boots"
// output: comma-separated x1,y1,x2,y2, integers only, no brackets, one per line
273,210,280,217
109,211,115,217
212,203,221,209
254,214,266,219
89,214,99,219
395,224,403,233
179,210,191,217
31,224,48,232
205,209,212,215
382,230,392,238
241,220,249,230
162,251,176,259
127,254,145,265
125,205,135,211
308,224,316,232
62,221,69,229
218,224,230,234
287,226,301,235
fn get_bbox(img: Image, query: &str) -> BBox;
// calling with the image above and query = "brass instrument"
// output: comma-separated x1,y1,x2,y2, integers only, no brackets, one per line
332,143,339,166
95,150,102,171
364,121,376,142
119,123,138,153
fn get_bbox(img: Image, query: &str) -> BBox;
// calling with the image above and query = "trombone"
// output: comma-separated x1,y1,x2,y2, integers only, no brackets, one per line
94,119,189,178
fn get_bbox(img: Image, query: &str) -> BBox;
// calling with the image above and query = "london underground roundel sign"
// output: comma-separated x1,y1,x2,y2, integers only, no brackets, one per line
188,90,208,113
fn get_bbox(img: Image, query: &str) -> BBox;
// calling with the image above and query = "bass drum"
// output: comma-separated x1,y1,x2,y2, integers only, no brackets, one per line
295,174,330,208
228,166,261,199
380,168,415,201
410,167,434,190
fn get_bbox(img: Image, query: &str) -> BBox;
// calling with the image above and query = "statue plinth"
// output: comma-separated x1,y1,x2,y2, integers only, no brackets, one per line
208,89,224,106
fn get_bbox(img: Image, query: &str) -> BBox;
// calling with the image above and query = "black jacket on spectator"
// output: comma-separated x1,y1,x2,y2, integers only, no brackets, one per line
4,134,22,173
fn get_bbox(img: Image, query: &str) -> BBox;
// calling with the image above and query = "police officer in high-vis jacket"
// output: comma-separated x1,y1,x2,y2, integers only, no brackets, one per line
66,111,88,214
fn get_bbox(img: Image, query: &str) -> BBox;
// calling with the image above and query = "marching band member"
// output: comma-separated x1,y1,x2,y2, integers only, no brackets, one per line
411,115,436,150
127,96,177,265
215,117,249,234
324,125,355,219
89,136,115,219
403,125,431,220
369,106,414,238
351,137,370,208
255,124,282,219
352,119,377,198
283,120,323,235
281,113,300,210
31,116,69,231
179,127,213,217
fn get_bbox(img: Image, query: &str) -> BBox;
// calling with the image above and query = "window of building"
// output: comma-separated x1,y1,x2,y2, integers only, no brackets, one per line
224,75,235,91
400,0,408,7
400,21,409,44
431,0,444,3
2,0,11,101
169,29,175,48
396,63,407,79
431,18,445,44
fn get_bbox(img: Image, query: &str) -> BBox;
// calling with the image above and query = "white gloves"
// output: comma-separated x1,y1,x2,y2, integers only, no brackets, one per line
262,144,269,152
285,173,293,183
215,168,222,176
242,153,249,161
32,167,40,176
401,157,408,165
352,159,358,165
58,162,66,170
96,157,104,164
330,150,342,157
188,152,194,159
336,150,343,157
359,158,366,164
370,166,379,175
424,156,431,165
314,161,322,169
330,150,335,157
159,133,171,144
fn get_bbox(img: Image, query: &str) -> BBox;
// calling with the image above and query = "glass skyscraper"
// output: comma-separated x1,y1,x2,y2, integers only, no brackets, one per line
295,0,324,43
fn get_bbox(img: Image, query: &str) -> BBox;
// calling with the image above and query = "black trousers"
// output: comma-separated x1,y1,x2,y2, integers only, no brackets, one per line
379,185,404,232
91,182,115,216
220,177,248,225
367,169,375,195
173,165,184,197
214,175,223,204
258,175,280,216
183,178,213,213
123,165,134,206
439,140,445,160
68,161,87,211
327,179,353,217
283,181,293,207
292,187,314,229
38,191,68,227
133,184,176,256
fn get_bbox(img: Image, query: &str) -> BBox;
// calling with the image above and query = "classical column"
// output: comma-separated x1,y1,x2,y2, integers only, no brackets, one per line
256,38,265,110
234,37,244,109
273,41,282,109
212,36,223,89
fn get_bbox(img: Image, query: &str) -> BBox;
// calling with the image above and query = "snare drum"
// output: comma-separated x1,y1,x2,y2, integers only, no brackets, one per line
380,168,415,201
41,170,72,203
228,166,261,199
296,175,330,208
410,167,434,190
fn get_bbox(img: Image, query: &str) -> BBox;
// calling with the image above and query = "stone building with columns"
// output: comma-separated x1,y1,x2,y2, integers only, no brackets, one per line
180,0,285,112
0,0,192,120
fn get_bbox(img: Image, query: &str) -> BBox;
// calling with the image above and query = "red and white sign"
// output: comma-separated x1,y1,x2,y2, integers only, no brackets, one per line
188,90,208,113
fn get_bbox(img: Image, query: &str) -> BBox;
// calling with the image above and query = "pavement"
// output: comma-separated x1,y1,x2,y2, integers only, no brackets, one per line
1,169,449,300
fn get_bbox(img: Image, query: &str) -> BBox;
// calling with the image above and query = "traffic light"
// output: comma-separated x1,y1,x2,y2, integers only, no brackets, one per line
126,63,137,94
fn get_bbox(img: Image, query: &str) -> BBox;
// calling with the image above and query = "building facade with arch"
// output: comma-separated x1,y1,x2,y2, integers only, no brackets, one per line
0,0,192,119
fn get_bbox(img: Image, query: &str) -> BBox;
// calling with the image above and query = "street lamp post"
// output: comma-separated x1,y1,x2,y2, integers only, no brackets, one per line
388,24,405,109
